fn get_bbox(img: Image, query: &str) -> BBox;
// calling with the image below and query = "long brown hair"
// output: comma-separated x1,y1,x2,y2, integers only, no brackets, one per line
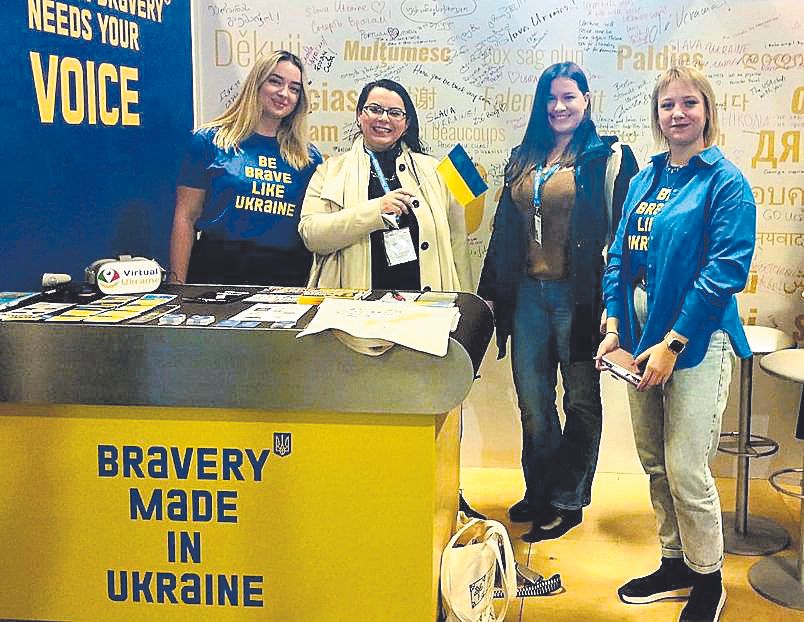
506,62,593,183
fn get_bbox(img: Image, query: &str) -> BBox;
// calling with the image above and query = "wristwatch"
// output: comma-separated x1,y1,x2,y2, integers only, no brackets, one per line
665,335,686,355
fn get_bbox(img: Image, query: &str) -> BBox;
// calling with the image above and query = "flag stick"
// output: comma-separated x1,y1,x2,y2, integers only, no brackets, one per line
408,159,445,197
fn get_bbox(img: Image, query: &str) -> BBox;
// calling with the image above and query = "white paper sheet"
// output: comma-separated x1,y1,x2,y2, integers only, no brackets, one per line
296,299,460,357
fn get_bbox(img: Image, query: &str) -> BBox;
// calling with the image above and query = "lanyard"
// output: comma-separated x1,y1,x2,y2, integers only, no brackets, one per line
367,149,397,225
532,163,559,212
367,149,392,194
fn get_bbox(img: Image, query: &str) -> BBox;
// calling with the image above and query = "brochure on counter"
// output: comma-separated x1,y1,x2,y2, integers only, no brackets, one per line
0,294,177,323
244,287,371,304
0,292,39,311
228,303,313,324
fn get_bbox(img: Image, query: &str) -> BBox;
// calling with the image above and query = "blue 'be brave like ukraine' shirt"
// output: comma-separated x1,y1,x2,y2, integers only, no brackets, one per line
178,127,322,252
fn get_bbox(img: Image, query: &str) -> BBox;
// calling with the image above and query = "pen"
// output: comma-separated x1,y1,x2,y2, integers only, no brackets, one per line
391,290,405,301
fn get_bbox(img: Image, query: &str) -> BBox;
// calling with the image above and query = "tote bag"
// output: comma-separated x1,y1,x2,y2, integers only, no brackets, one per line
440,515,517,622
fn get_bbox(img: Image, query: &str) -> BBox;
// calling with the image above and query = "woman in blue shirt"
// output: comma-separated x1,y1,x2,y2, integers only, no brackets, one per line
598,66,755,622
169,50,321,285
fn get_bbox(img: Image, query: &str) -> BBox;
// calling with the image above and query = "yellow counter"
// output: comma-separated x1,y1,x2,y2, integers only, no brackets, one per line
0,289,492,621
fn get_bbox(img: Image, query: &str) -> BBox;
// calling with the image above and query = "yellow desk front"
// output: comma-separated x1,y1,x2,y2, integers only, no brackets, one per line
0,293,492,622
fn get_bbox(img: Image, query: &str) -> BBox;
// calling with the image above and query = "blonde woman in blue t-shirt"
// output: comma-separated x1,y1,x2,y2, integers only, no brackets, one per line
169,50,321,286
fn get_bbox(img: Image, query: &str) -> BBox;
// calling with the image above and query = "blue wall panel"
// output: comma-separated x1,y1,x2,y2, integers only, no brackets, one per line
1,2,192,289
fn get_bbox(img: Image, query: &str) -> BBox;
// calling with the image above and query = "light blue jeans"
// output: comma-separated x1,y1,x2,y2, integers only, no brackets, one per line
511,276,602,511
628,286,735,573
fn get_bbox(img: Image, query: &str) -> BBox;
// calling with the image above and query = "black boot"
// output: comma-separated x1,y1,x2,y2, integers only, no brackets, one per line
618,557,695,604
679,569,726,622
522,507,582,542
458,492,486,520
508,498,531,523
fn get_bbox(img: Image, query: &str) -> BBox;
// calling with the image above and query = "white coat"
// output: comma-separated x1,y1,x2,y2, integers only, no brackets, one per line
299,137,472,292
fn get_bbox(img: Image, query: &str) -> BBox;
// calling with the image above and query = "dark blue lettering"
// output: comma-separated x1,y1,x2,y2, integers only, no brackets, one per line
180,572,200,604
107,570,127,601
218,574,238,606
123,446,145,478
243,575,264,607
156,572,178,604
205,572,214,605
245,448,270,482
222,448,245,481
181,531,201,563
171,447,193,479
218,490,238,524
130,488,163,520
147,446,168,478
192,490,213,522
197,447,217,480
98,445,118,477
166,489,189,521
167,531,176,562
132,571,154,603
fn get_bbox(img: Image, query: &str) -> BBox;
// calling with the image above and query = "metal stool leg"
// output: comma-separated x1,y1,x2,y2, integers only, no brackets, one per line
749,458,804,610
722,357,790,555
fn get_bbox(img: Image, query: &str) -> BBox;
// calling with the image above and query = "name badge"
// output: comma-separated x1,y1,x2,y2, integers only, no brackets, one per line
533,211,542,245
383,227,417,266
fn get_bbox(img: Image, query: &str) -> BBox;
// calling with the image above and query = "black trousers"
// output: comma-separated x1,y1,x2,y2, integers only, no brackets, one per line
186,235,311,287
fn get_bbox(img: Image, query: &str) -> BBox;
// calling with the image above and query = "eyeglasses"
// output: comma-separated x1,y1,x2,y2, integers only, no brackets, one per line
362,103,407,121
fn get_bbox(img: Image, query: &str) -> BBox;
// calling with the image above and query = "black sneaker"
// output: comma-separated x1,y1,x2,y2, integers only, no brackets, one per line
679,571,726,622
508,498,531,522
618,557,694,604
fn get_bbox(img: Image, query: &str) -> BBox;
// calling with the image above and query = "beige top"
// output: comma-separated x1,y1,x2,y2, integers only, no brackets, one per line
299,138,472,292
511,166,576,280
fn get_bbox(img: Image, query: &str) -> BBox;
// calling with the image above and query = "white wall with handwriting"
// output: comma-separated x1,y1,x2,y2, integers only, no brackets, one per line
194,0,803,474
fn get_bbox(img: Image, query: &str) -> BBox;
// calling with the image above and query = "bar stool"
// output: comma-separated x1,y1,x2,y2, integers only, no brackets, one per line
718,326,794,555
748,348,804,609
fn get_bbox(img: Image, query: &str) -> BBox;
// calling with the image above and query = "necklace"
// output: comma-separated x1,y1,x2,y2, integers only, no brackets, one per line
661,156,689,193
665,154,684,175
666,152,691,173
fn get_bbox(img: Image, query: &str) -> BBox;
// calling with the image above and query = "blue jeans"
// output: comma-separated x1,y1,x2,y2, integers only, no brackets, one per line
628,286,735,573
511,276,602,511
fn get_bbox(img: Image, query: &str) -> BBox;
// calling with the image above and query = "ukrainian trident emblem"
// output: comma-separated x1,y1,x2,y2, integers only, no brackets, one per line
273,432,292,457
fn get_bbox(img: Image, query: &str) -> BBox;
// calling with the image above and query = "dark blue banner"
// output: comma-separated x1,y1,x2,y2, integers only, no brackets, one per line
1,1,192,290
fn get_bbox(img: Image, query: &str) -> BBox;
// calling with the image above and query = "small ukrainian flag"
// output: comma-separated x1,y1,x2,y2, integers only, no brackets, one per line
436,144,488,207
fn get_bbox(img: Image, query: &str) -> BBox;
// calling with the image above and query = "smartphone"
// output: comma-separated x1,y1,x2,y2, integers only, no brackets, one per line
601,348,643,386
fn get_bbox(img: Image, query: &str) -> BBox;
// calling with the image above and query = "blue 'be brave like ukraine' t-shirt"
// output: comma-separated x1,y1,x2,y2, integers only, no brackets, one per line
625,163,695,282
178,127,322,252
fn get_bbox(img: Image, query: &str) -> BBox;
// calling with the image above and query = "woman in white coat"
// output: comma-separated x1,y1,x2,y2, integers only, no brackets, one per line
299,79,471,292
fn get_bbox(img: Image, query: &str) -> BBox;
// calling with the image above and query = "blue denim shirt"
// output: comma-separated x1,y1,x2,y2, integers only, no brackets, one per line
603,145,756,369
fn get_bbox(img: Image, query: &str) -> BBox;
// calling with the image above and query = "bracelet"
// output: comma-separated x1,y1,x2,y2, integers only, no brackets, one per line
605,330,619,338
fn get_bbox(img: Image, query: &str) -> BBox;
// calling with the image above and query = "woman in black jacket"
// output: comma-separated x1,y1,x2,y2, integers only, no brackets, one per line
478,62,637,542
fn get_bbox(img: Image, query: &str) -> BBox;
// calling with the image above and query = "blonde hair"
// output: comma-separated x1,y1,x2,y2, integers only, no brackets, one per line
650,65,719,149
200,51,313,169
